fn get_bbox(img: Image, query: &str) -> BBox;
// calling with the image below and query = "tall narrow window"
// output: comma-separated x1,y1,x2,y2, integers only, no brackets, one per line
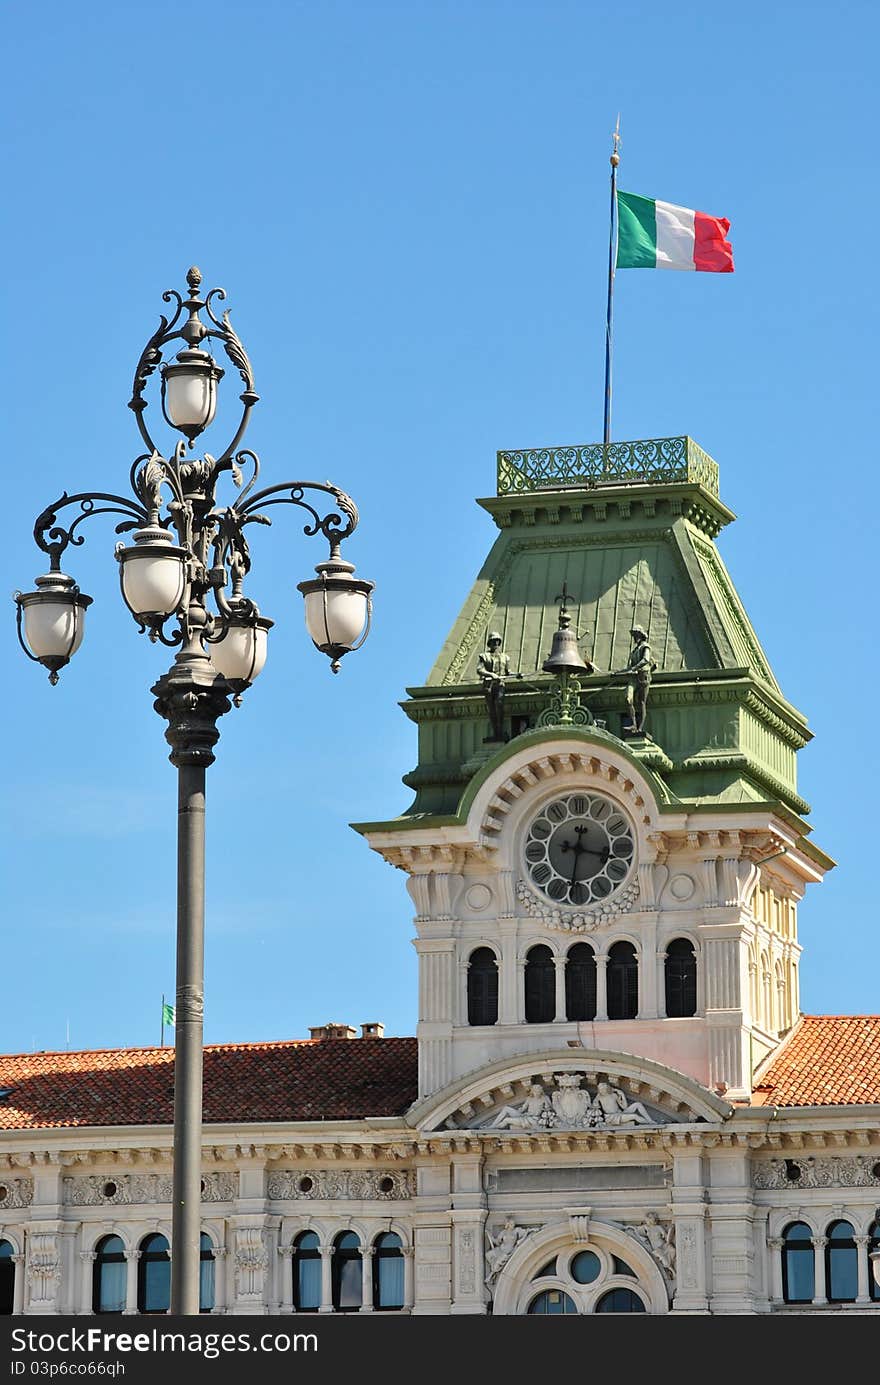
782,1222,815,1304
524,944,555,1023
0,1241,14,1316
565,943,596,1021
292,1231,321,1311
467,947,498,1026
826,1220,857,1303
332,1232,362,1312
93,1235,126,1315
607,941,638,1020
664,938,697,1017
373,1232,404,1311
137,1233,170,1314
869,1220,880,1303
199,1233,215,1313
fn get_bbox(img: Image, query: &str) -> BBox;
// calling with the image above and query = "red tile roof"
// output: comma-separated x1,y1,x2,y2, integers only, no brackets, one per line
0,1038,419,1131
752,1015,880,1107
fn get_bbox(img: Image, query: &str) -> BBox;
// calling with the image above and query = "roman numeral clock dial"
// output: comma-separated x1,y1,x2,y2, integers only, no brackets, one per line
524,794,635,907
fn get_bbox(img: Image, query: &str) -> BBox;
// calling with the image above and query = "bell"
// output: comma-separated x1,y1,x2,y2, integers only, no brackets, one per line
542,591,593,675
542,623,592,675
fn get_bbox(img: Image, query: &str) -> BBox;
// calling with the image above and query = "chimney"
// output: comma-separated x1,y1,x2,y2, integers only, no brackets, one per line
309,1023,357,1041
360,1022,384,1039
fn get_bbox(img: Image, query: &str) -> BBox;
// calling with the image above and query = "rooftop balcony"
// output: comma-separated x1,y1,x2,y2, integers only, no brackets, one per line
496,435,719,498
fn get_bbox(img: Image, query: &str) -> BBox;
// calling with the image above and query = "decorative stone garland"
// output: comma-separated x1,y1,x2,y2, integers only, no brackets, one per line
516,877,640,932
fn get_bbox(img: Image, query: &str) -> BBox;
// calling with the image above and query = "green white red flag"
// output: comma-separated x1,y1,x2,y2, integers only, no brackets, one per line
617,190,734,272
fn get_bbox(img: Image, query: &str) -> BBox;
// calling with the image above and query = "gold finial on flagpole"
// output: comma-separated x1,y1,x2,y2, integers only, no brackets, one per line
611,113,621,167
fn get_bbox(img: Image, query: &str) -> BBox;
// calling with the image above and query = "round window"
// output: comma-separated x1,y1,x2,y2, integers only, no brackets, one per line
570,1250,602,1284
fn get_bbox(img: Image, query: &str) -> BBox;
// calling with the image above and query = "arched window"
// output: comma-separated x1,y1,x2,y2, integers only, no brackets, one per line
0,1240,14,1316
664,938,697,1017
373,1232,404,1311
332,1232,362,1312
826,1220,857,1303
595,1287,646,1313
527,1289,577,1314
782,1221,814,1303
137,1233,170,1314
199,1233,215,1314
93,1235,126,1315
869,1219,880,1303
565,943,596,1021
774,961,785,1030
607,941,638,1020
292,1231,321,1312
524,945,555,1023
761,952,771,1030
467,947,498,1026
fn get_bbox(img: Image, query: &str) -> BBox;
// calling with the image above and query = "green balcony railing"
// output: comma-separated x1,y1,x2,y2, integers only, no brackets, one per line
496,436,719,497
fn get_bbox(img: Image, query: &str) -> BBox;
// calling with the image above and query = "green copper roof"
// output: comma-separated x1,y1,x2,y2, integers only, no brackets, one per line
428,439,779,695
375,437,814,823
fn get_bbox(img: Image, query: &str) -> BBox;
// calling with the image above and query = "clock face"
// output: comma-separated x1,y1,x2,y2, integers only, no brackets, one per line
524,793,635,907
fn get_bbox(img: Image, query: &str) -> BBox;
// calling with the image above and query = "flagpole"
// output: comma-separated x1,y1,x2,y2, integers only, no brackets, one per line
161,993,165,1048
603,117,621,447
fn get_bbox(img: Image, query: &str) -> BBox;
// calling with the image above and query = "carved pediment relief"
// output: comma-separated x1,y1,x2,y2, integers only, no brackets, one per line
444,1071,671,1133
407,1050,732,1134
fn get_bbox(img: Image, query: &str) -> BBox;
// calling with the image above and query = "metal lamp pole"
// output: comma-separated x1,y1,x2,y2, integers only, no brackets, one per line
15,268,374,1314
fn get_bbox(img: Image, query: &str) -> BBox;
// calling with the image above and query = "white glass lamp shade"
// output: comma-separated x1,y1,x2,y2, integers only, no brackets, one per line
303,584,369,650
16,572,92,681
117,527,187,620
871,1251,880,1289
161,349,224,438
297,560,374,671
210,615,272,684
22,592,87,658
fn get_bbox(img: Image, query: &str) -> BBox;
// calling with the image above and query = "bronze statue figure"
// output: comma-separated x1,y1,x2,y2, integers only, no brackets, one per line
477,631,513,742
614,625,657,735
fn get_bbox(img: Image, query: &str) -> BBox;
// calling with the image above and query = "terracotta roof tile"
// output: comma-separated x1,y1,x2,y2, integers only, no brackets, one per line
0,1038,419,1130
752,1015,880,1107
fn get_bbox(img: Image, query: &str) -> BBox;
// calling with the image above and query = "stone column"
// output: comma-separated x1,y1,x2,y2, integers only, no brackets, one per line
656,950,668,1018
450,1210,489,1315
554,954,566,1023
854,1236,871,1305
498,920,518,1025
277,1246,294,1313
214,1246,228,1314
767,1238,784,1304
12,1253,26,1316
79,1252,95,1315
812,1236,828,1305
319,1244,334,1313
403,1246,415,1311
639,916,659,1018
514,955,526,1024
124,1250,140,1314
594,953,608,1022
359,1246,374,1312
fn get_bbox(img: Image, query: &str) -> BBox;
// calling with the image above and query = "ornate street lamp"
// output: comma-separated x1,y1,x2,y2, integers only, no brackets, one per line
14,267,373,1314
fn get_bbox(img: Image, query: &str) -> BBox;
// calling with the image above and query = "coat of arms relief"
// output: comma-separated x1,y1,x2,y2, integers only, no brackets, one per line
452,1072,666,1132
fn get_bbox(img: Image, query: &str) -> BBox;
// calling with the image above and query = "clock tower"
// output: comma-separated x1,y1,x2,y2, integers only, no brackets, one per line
354,436,832,1103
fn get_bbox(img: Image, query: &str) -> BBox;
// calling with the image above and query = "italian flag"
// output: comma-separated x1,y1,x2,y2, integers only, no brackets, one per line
617,190,734,272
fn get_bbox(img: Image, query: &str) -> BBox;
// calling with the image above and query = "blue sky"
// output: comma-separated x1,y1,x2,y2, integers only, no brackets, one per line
3,1,877,1055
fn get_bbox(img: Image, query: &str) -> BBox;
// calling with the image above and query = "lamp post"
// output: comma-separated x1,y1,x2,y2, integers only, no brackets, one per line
14,267,373,1314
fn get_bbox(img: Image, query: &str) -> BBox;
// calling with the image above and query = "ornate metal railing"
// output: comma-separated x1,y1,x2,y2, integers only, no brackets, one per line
496,436,719,497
